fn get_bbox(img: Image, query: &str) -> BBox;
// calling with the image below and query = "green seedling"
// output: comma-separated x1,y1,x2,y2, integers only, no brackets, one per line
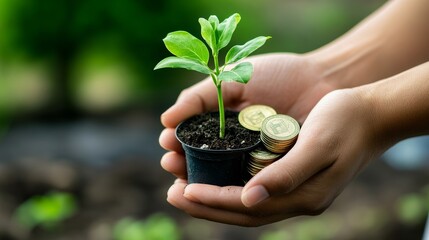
14,191,77,230
113,213,180,240
155,13,270,139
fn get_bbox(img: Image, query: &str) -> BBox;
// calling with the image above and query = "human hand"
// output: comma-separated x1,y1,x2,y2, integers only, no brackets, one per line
159,53,351,225
159,53,335,179
164,88,383,226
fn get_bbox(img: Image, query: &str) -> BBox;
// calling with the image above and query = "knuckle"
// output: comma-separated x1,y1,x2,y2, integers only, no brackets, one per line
177,88,192,102
264,163,297,194
177,88,207,113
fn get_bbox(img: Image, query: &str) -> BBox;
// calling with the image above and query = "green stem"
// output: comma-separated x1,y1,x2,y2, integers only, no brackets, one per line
216,82,225,139
212,52,225,139
213,53,220,75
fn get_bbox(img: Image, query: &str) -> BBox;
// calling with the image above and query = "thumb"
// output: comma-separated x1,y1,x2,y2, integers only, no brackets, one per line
161,79,217,128
241,137,336,207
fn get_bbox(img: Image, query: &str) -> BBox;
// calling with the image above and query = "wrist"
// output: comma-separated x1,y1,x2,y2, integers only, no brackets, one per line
355,62,429,150
352,84,393,154
304,34,385,89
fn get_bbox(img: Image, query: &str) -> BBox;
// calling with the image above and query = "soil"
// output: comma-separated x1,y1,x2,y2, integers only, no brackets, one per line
176,111,260,150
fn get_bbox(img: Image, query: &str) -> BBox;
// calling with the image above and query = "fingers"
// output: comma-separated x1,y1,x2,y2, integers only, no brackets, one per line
184,184,245,209
161,80,218,128
175,178,187,184
160,78,247,128
159,128,186,179
167,181,288,226
178,168,340,224
160,152,187,179
241,130,338,207
159,128,183,153
182,182,305,216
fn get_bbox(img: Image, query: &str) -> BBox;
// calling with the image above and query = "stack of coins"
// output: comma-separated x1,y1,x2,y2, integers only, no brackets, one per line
246,147,282,177
238,105,301,181
260,114,300,153
238,105,277,131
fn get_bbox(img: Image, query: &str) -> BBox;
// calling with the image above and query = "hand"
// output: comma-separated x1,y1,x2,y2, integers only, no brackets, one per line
160,53,335,179
159,53,357,225
165,89,382,226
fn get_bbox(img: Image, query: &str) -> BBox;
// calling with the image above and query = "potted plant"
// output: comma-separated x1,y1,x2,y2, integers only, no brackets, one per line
155,13,270,186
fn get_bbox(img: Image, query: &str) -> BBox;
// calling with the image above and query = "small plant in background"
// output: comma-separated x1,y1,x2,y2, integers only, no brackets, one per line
395,185,429,226
155,13,270,139
14,191,77,230
113,213,180,240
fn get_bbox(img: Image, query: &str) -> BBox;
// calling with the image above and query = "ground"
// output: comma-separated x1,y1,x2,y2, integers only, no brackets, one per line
0,112,427,240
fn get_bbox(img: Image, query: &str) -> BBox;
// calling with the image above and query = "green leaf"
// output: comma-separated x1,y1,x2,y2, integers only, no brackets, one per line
113,214,180,240
14,192,77,230
163,31,209,64
216,13,241,51
199,18,216,52
154,56,212,75
208,15,219,30
226,36,271,64
218,62,253,83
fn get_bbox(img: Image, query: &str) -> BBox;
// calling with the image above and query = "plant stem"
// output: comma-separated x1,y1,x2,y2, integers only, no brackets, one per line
213,52,225,139
216,83,225,139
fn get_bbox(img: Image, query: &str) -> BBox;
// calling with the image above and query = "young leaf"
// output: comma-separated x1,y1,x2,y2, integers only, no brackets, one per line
218,62,253,83
199,18,216,52
216,13,241,51
208,15,219,30
154,56,212,75
163,31,209,64
225,36,271,64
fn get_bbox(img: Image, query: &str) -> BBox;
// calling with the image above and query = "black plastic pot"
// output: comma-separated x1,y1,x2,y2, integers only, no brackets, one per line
176,114,260,186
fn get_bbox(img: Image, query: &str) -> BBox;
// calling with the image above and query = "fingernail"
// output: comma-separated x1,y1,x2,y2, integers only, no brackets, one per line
242,185,269,207
175,178,186,184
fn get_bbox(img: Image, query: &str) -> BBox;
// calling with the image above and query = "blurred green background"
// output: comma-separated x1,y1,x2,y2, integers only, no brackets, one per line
0,0,386,118
0,0,428,239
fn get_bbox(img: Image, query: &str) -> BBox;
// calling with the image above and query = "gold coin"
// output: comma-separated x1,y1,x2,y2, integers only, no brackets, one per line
246,145,284,178
249,147,282,160
261,114,300,141
260,114,300,153
239,105,277,131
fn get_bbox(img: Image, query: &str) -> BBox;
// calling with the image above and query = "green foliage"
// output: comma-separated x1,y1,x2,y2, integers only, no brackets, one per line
155,13,270,138
260,230,292,240
163,31,209,64
225,36,271,64
259,213,343,240
113,213,181,240
14,192,77,230
218,62,253,83
69,39,141,112
396,192,428,225
154,57,211,75
215,14,241,51
0,0,385,114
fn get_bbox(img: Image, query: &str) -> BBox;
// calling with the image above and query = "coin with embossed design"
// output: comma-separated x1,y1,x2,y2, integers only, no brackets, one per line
238,105,277,131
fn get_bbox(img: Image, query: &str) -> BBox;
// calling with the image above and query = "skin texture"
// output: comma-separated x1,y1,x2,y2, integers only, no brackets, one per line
159,0,429,226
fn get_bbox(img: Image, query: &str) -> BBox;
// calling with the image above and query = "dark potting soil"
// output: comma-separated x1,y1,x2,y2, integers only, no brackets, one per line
177,111,260,150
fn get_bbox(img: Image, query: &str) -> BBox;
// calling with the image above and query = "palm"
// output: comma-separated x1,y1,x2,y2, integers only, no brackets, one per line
222,53,334,123
159,53,336,181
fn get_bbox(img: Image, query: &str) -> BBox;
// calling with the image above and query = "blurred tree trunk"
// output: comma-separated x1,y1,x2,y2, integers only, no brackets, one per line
51,1,79,121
